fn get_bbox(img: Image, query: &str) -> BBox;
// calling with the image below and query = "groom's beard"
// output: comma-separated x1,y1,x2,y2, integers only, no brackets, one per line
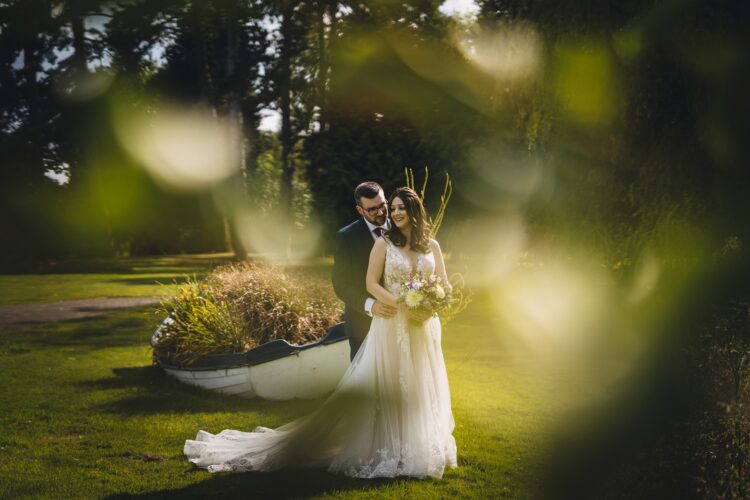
366,213,388,226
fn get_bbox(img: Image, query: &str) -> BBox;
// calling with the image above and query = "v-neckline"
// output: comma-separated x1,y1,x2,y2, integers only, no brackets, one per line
389,240,420,275
384,236,419,274
406,250,419,275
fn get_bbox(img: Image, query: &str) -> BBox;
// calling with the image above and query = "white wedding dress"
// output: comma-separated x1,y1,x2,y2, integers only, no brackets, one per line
184,238,457,478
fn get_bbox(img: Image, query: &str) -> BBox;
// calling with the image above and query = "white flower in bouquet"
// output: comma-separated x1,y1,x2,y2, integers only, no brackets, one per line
405,289,424,308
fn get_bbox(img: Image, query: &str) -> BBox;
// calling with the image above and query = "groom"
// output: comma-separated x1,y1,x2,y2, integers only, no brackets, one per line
333,181,397,361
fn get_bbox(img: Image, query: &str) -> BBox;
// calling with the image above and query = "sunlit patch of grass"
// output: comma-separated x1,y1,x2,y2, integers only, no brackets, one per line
0,273,191,305
0,253,235,305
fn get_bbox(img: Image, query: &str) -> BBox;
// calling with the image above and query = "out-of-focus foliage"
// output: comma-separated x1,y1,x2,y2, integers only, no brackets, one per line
2,0,750,494
1,0,747,264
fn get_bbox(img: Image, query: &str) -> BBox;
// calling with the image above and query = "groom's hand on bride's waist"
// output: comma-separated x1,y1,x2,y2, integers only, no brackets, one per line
372,300,397,319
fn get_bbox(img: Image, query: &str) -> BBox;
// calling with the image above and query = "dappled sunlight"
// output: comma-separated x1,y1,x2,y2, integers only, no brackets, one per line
454,21,542,82
235,208,323,262
113,103,239,191
612,26,645,63
390,36,497,118
471,226,720,418
553,43,619,127
451,214,527,288
54,69,115,102
625,252,661,305
491,255,613,365
462,140,550,209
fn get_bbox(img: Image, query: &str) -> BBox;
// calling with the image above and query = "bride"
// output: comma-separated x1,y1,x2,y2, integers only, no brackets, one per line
184,186,457,479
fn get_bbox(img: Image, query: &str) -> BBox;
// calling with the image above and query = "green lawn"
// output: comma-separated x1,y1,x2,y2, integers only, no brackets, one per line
0,256,553,498
0,254,235,305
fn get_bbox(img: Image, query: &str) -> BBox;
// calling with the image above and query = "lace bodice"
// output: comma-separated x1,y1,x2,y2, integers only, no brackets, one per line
383,238,435,294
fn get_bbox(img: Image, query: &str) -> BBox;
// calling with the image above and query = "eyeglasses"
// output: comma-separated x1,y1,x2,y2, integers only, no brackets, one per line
359,202,387,216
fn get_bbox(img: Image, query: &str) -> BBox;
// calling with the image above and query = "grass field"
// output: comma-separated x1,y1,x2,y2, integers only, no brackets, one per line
0,255,554,498
0,254,236,305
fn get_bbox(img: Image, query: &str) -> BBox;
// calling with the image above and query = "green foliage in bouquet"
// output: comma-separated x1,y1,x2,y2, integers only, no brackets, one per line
153,263,342,365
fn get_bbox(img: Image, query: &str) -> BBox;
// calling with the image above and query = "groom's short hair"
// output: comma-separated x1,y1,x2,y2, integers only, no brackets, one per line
354,182,384,204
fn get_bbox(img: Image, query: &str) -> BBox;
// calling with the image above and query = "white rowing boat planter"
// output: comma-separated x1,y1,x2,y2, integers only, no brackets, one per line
151,322,350,400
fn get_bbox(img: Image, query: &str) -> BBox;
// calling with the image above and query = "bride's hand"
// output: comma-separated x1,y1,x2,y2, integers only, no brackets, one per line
406,308,434,324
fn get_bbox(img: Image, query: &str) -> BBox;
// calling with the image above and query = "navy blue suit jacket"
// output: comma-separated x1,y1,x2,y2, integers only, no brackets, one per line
332,218,376,346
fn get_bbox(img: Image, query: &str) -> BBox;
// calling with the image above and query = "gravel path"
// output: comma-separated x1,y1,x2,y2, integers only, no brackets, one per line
0,297,161,332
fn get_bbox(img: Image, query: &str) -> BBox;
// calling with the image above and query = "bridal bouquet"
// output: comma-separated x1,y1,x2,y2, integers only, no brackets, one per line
397,272,469,324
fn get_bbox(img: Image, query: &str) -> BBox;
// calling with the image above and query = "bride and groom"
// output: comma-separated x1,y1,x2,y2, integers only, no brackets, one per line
184,182,457,479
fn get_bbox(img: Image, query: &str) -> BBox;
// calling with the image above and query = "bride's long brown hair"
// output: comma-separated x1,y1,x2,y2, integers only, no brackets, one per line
386,187,432,253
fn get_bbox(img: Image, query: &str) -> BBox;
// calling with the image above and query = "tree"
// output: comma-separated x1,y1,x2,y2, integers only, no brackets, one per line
303,1,473,237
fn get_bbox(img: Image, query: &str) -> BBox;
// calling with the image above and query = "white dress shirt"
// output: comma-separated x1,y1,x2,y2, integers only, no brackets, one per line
362,218,389,316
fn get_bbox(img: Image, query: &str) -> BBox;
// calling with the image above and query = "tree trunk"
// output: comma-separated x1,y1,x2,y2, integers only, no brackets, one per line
317,1,328,131
22,31,43,182
244,110,260,182
71,6,116,254
275,3,298,259
225,3,248,260
278,3,294,221
71,10,87,74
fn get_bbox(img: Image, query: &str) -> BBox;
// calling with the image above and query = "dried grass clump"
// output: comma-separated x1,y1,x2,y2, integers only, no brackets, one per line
153,262,342,365
153,278,248,364
208,262,342,347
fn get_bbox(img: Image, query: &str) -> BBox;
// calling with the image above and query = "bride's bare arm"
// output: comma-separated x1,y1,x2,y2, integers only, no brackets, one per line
366,238,398,307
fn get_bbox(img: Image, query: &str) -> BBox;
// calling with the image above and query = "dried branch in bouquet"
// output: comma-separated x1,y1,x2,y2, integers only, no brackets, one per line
431,172,453,238
439,272,472,327
404,166,452,238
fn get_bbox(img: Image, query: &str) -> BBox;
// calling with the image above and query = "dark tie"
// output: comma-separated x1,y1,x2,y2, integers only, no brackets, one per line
373,227,385,238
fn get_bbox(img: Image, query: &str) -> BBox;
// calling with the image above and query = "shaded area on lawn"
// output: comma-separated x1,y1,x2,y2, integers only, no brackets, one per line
0,297,161,333
105,469,422,500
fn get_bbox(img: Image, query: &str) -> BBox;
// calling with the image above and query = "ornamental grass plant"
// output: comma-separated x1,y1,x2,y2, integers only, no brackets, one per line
153,263,342,365
153,277,247,364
